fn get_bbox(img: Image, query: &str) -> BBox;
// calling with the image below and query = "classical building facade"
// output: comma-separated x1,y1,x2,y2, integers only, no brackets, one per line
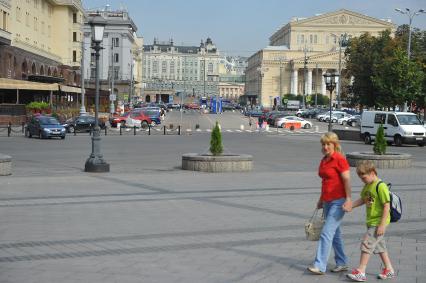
83,8,142,107
245,9,396,107
142,38,220,104
0,0,84,107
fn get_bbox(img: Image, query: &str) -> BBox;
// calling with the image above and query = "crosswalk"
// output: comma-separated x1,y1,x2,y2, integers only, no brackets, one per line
108,126,326,135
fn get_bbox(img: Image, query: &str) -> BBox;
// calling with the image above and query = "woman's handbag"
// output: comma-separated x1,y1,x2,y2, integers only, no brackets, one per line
305,208,324,241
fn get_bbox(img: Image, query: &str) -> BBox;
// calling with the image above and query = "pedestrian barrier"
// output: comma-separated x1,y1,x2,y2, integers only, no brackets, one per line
283,121,302,131
0,122,26,137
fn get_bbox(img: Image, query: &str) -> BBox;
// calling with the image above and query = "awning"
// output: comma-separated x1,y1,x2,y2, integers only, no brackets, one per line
0,78,59,91
59,84,81,93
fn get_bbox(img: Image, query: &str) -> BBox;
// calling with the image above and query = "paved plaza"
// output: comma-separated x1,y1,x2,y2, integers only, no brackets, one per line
0,130,425,283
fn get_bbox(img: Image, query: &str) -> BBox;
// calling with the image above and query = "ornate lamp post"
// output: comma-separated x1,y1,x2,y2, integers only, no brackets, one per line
85,14,110,173
323,72,339,132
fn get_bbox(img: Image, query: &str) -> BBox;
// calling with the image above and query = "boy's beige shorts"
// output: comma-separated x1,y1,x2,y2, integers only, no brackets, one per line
361,226,387,254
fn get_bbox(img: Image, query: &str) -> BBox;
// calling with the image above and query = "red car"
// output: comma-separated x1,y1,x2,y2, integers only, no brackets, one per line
129,110,152,127
110,112,131,128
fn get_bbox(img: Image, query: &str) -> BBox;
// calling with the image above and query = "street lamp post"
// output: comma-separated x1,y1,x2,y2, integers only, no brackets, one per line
85,14,110,173
323,72,339,132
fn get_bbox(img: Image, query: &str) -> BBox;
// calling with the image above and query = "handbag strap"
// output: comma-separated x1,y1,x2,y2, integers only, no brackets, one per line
309,208,321,222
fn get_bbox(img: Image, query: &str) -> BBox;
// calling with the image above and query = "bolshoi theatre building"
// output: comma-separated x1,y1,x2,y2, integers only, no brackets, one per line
244,9,396,108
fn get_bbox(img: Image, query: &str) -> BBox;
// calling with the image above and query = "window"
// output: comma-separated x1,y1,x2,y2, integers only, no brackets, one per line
387,114,397,126
73,50,77,62
314,35,318,44
170,61,175,74
25,12,29,26
112,37,119,47
161,61,166,73
374,113,386,124
34,17,38,30
16,7,21,22
73,13,77,23
310,35,313,44
152,61,158,73
41,21,44,34
114,53,119,63
73,32,77,42
113,67,119,80
208,63,213,73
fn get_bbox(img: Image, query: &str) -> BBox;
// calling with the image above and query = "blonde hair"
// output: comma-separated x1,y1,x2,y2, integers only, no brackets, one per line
320,132,342,153
356,160,377,176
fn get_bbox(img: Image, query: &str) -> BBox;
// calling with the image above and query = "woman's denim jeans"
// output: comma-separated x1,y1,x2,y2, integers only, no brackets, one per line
313,198,348,272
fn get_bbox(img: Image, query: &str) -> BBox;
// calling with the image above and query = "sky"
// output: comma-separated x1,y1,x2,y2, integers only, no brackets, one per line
83,0,426,57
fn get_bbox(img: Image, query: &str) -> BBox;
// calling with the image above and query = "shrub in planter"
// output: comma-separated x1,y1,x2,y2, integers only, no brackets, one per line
26,101,50,114
373,124,387,155
210,121,223,156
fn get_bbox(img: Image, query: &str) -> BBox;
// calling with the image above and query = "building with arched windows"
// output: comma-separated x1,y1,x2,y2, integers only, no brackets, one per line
0,0,84,114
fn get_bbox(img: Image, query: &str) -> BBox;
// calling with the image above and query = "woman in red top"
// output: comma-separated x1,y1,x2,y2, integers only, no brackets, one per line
308,132,352,275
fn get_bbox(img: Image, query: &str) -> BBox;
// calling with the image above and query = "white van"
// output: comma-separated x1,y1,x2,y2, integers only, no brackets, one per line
360,111,425,147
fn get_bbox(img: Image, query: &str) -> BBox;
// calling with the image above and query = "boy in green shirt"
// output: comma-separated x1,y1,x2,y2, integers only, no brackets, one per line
346,160,395,282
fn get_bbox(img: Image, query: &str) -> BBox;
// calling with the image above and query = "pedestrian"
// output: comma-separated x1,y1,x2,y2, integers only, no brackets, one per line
160,108,165,121
307,132,352,275
258,115,263,128
346,160,395,282
249,115,253,128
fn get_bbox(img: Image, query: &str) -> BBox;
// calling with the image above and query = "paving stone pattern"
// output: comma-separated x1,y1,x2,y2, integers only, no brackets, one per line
0,134,425,283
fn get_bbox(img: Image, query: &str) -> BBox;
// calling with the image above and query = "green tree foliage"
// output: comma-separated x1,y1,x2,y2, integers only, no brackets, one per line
373,124,387,155
210,121,223,156
346,28,426,109
372,48,424,107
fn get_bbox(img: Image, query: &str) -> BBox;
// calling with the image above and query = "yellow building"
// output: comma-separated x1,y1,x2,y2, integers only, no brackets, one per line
245,9,396,108
0,0,84,110
10,0,84,69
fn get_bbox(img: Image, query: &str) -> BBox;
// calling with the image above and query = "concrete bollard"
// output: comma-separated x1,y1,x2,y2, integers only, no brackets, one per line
240,124,244,130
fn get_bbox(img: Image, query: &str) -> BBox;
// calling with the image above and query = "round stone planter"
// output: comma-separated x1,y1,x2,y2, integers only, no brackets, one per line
0,153,12,176
182,153,253,172
346,152,412,169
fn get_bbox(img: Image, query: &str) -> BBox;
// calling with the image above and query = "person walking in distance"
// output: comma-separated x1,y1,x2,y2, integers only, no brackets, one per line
346,160,395,282
307,132,352,275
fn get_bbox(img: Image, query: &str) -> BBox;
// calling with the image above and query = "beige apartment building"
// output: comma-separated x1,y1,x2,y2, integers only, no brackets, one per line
245,9,396,108
0,0,84,109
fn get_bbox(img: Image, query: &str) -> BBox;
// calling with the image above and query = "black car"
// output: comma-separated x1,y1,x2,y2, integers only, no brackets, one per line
27,115,66,139
63,115,106,133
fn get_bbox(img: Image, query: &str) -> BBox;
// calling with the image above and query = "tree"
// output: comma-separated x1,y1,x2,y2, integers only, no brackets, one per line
210,121,223,156
372,48,424,108
345,32,391,107
373,124,387,155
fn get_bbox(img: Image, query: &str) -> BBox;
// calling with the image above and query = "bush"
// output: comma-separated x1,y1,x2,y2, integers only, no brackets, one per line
210,121,223,156
373,124,387,155
26,101,50,112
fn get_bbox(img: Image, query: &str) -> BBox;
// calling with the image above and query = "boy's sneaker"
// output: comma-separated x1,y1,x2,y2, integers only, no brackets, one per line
346,269,367,282
331,265,349,272
377,268,395,279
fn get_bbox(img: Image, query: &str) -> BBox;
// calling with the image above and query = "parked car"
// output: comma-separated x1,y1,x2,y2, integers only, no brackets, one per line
27,115,66,139
109,112,131,128
129,109,153,127
275,116,313,129
346,115,361,127
135,107,161,125
63,115,106,133
338,114,353,125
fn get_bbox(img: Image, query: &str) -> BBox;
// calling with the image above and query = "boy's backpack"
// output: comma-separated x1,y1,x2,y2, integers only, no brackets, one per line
376,181,402,222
